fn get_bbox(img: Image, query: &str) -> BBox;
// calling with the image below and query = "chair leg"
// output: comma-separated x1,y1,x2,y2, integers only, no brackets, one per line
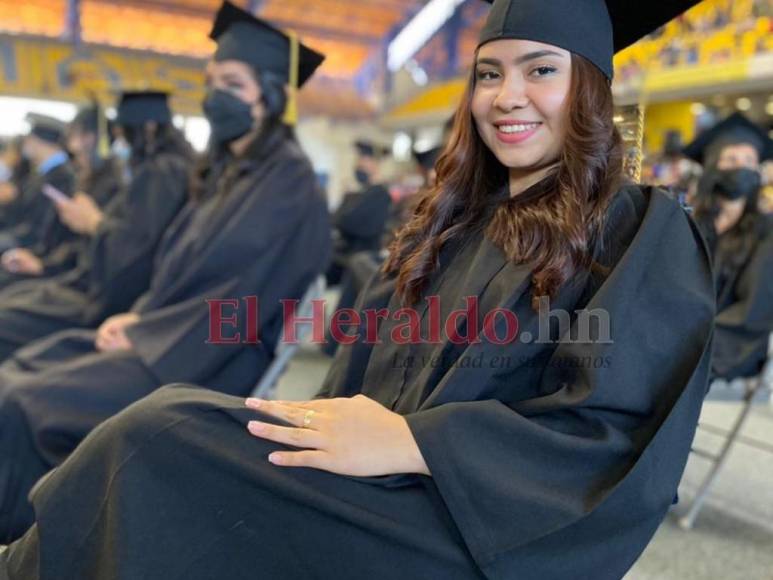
678,379,761,530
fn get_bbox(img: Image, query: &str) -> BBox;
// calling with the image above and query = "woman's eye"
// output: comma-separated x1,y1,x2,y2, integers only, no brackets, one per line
476,70,500,81
531,66,557,77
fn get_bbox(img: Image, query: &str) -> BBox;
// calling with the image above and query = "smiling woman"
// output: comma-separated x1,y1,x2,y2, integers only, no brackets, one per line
0,2,716,580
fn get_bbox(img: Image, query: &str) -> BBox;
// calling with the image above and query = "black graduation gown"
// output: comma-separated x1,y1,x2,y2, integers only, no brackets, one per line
327,183,392,285
0,152,190,362
23,156,127,280
0,126,331,541
699,213,773,380
0,162,78,290
0,185,714,580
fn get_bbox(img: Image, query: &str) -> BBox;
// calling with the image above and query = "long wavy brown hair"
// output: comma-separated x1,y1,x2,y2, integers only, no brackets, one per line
383,54,624,309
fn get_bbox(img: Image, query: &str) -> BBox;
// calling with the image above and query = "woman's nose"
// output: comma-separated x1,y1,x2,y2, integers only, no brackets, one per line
493,78,529,113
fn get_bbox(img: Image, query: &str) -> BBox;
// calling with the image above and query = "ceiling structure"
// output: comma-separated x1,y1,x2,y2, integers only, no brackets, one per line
0,0,433,117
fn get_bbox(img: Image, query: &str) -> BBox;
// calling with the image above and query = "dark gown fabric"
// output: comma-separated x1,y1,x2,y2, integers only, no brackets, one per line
1,185,714,580
31,156,126,279
697,212,773,380
0,162,78,289
327,183,392,285
0,125,331,542
0,152,190,362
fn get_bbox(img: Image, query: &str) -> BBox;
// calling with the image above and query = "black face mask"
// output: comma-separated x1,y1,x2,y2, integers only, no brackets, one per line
354,169,370,186
203,89,254,145
713,168,761,201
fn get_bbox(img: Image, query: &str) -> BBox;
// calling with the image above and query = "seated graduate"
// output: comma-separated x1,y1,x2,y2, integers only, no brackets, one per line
0,138,32,230
0,115,77,287
685,113,773,381
0,92,194,362
323,146,445,358
326,139,393,285
0,0,330,543
61,102,126,209
0,104,125,295
0,1,713,578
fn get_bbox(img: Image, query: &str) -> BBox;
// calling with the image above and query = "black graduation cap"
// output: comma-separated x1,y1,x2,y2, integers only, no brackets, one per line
116,91,172,127
209,1,324,88
683,112,773,166
414,146,442,170
355,140,390,159
479,0,702,79
71,105,99,134
26,113,66,144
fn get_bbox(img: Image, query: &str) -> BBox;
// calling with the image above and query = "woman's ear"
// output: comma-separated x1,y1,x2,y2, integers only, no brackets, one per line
144,121,159,140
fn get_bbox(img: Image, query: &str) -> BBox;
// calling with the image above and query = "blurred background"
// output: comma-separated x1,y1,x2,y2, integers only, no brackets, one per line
0,1,770,578
0,0,770,206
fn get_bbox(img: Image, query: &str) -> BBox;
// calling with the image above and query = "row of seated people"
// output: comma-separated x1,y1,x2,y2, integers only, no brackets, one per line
0,1,770,578
0,56,331,542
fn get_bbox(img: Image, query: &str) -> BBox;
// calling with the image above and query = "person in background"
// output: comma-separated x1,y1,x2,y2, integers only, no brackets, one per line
686,112,773,381
0,1,713,578
648,129,699,196
326,139,392,286
0,91,194,362
414,146,441,189
0,0,329,542
0,104,126,290
0,115,76,283
0,138,31,229
64,103,125,209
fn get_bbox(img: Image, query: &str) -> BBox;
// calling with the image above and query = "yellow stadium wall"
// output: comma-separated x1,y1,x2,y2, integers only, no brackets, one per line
0,34,206,114
643,102,696,156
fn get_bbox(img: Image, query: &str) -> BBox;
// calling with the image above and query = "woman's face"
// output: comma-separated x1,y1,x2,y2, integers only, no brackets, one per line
717,143,760,171
206,59,266,126
472,39,572,175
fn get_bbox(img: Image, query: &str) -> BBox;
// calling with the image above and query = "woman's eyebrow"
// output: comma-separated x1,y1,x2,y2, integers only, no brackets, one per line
220,72,243,82
513,50,566,64
476,50,566,67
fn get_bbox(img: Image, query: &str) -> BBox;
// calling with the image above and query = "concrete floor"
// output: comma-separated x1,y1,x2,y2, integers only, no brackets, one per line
275,343,773,580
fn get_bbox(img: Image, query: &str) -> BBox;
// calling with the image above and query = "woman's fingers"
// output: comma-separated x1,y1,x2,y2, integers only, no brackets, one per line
247,421,325,449
267,450,328,469
245,398,324,428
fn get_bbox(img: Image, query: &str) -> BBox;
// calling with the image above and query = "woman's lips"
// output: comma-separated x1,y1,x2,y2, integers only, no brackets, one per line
494,121,541,144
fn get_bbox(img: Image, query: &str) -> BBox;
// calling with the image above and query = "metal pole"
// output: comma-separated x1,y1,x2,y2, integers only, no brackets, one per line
66,0,82,45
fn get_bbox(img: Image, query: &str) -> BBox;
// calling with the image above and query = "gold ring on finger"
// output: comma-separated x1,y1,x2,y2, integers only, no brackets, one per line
302,409,316,429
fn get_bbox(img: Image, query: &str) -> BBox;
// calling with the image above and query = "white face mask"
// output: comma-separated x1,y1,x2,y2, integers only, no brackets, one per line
111,137,132,163
0,161,11,182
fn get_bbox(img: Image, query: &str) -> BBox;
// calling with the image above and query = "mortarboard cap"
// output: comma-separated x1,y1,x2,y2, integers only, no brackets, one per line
683,112,773,167
414,146,442,170
116,91,172,127
71,105,100,134
479,0,702,79
26,113,66,144
355,140,389,159
210,1,324,88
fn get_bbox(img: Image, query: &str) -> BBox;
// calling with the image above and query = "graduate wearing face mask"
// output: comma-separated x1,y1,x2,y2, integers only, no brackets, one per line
0,0,330,543
0,92,193,363
1,1,715,579
687,112,773,381
326,140,393,286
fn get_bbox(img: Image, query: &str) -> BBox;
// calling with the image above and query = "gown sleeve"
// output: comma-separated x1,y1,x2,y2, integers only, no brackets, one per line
125,153,330,386
333,186,393,240
403,191,715,568
84,154,190,315
712,230,773,377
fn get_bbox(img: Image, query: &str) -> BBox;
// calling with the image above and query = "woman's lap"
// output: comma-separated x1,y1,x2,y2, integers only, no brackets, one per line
9,385,483,580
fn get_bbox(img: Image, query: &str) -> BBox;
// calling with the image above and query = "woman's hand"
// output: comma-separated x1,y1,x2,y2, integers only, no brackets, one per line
245,395,430,477
55,192,104,235
0,182,18,205
1,248,43,275
95,312,140,352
